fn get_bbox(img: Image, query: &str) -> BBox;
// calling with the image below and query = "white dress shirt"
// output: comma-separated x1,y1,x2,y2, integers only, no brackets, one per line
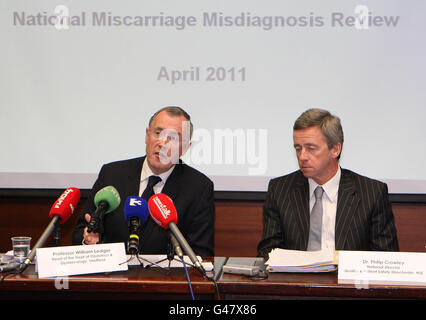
308,167,341,251
139,160,175,197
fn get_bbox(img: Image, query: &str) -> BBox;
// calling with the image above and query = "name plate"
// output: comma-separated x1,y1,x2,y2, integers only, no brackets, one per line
338,251,426,286
36,243,128,278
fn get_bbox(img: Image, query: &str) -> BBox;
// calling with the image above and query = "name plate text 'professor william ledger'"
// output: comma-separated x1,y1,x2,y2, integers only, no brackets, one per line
36,243,128,278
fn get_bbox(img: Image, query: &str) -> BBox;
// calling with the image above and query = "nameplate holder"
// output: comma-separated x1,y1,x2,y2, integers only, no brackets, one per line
36,243,128,278
338,251,426,286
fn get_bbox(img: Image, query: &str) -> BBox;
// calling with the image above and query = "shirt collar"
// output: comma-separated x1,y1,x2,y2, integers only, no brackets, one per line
141,158,175,184
308,166,341,202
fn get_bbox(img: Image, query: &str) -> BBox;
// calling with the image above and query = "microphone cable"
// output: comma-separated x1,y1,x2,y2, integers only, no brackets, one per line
179,257,221,300
203,270,221,300
0,264,22,283
180,256,195,300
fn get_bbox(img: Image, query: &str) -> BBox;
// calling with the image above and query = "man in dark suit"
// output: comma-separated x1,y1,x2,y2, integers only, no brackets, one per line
72,107,214,256
258,108,398,257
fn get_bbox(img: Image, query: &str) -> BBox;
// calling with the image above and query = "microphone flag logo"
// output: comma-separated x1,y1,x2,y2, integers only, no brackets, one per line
152,196,171,219
54,188,75,209
129,197,142,206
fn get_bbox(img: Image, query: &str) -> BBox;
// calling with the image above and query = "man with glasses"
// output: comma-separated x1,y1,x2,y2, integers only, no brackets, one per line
72,106,215,256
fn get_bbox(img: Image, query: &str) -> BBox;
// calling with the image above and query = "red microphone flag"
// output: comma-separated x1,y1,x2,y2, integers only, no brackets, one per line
49,187,80,224
148,193,178,229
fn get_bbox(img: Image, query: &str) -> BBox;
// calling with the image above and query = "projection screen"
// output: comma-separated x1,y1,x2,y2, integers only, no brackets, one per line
1,0,425,194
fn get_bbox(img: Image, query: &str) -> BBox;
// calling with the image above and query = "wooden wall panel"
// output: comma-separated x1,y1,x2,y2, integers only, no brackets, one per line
0,197,84,253
0,197,424,257
214,201,263,257
393,203,426,252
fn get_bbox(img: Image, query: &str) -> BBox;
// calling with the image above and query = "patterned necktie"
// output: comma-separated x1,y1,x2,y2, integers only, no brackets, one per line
307,186,324,251
141,175,162,201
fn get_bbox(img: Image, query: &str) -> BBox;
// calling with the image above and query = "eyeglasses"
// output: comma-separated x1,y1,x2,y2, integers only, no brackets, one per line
148,128,182,144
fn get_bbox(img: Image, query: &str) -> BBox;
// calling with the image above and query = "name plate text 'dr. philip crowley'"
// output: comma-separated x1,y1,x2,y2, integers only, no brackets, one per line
338,251,426,287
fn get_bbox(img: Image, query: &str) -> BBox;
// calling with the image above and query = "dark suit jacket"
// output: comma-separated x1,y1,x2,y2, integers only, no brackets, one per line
257,169,399,257
72,156,215,256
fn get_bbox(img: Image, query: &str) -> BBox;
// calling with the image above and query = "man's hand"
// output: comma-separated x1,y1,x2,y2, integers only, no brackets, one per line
83,213,100,245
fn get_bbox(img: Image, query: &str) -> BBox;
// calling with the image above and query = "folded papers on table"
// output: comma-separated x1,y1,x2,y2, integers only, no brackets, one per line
266,248,338,273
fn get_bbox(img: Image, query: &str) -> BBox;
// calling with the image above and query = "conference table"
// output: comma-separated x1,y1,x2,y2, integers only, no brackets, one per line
1,257,425,300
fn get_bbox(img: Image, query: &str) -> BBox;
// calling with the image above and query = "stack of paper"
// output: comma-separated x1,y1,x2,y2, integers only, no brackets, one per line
266,249,338,273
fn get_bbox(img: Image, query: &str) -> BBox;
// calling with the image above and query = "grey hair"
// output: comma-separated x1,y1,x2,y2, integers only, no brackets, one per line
293,108,344,158
149,106,193,139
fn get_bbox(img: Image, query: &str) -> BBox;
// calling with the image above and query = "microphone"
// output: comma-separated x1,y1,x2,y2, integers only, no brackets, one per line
148,193,207,277
87,186,121,234
0,262,21,273
19,187,80,272
124,196,149,255
166,235,175,265
170,232,184,259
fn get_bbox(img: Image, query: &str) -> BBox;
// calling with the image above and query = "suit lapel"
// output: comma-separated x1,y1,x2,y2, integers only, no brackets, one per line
161,162,182,202
124,156,144,197
335,169,360,249
289,173,310,250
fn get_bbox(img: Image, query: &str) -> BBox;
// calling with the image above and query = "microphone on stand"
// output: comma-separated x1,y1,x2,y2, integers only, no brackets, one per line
170,232,184,259
148,193,207,277
18,187,81,273
123,196,149,255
